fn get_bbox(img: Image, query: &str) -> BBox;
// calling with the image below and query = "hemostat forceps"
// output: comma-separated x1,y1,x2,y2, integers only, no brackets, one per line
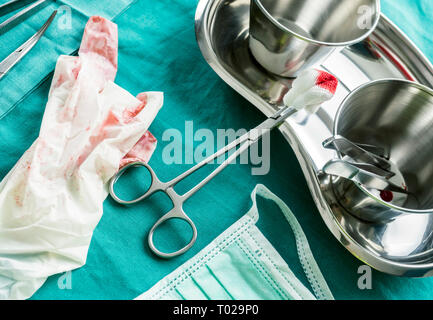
0,5,56,81
109,106,298,259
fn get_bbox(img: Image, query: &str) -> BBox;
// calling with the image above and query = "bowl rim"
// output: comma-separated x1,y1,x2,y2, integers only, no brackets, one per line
333,78,433,214
252,0,382,47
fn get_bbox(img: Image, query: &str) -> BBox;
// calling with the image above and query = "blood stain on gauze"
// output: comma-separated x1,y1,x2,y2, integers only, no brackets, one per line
315,70,338,94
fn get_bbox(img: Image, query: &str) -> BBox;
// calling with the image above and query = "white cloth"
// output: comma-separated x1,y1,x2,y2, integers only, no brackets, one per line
0,16,163,299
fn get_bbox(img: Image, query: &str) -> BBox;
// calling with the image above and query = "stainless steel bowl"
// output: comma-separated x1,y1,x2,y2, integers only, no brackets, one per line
330,79,433,222
249,0,381,77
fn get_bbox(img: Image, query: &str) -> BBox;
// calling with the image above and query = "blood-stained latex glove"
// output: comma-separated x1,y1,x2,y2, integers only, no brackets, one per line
0,16,163,300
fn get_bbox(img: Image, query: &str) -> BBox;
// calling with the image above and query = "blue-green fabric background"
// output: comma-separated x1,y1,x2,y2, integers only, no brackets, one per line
0,0,432,299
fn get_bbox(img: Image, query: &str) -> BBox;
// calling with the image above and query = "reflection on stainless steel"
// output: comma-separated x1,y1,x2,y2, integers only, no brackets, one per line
249,0,380,77
195,0,433,276
331,80,433,222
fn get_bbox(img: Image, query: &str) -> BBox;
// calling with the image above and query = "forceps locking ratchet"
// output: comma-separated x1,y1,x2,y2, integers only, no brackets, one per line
0,8,56,81
109,106,298,259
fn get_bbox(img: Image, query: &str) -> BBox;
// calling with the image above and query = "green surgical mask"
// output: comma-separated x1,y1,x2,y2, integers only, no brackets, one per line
137,184,333,300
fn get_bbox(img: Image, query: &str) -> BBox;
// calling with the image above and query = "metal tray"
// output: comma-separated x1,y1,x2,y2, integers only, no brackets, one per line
195,0,433,277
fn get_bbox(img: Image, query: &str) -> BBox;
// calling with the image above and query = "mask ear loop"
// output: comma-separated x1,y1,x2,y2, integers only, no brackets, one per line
251,184,334,300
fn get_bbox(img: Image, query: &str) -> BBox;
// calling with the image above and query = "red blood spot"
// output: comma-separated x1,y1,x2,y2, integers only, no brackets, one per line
380,190,394,202
79,16,118,71
315,70,338,94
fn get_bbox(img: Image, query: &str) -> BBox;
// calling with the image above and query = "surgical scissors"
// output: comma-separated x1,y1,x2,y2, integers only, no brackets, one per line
109,106,298,259
0,7,56,81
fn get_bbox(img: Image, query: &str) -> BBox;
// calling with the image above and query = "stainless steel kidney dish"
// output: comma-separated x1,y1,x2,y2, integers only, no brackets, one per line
196,0,433,276
249,0,381,77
